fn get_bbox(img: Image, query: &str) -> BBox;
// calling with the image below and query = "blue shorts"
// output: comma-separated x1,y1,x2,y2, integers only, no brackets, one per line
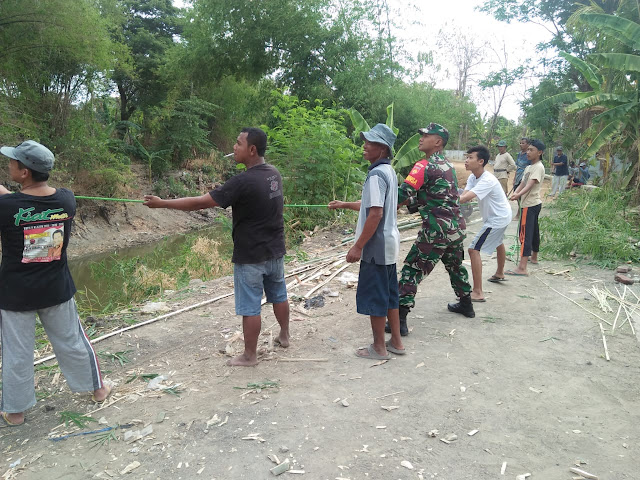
234,257,288,316
356,261,399,317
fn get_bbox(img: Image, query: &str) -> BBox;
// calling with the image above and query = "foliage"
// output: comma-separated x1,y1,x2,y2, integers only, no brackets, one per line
265,92,364,229
59,411,98,429
540,188,640,267
152,97,218,170
78,232,232,314
104,0,183,121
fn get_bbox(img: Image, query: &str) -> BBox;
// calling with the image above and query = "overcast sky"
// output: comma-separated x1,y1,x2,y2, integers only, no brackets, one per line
174,0,555,121
388,0,554,121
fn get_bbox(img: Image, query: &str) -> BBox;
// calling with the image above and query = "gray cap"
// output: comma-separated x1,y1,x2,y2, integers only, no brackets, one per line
0,140,54,173
360,124,396,154
556,146,563,151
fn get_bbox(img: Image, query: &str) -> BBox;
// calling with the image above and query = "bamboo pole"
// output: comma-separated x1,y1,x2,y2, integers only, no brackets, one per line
305,264,351,298
34,292,235,366
535,276,612,326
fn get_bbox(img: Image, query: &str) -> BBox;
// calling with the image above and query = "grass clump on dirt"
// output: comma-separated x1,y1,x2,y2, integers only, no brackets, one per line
540,187,640,268
77,234,232,315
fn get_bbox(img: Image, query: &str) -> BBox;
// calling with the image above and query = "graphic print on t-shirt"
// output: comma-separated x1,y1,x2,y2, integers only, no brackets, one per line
22,223,65,263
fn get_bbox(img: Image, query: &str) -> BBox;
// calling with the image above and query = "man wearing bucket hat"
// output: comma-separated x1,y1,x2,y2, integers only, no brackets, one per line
0,140,110,426
329,123,404,359
493,140,516,195
388,122,474,336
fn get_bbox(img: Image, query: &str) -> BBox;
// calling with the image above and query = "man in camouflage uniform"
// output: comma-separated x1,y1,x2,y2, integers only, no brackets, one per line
387,123,474,336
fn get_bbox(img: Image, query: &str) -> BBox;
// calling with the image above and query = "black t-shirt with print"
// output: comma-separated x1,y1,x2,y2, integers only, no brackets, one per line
210,164,286,264
0,188,76,311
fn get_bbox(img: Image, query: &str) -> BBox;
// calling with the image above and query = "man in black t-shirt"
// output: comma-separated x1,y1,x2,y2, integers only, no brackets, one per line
144,127,290,367
0,140,110,427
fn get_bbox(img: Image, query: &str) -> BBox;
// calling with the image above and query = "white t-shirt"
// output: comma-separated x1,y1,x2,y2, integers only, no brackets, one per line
465,171,512,228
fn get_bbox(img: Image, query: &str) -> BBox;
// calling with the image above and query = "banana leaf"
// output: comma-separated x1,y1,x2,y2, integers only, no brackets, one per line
581,13,640,51
581,120,624,158
589,53,640,74
559,52,603,91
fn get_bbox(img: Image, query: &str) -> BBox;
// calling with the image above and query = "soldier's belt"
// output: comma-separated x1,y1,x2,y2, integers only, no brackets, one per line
494,169,507,172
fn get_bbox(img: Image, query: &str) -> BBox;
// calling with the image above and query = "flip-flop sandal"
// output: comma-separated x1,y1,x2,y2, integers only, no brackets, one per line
385,340,406,355
355,344,390,360
91,384,112,403
487,275,507,283
471,298,486,303
1,411,23,427
505,270,528,276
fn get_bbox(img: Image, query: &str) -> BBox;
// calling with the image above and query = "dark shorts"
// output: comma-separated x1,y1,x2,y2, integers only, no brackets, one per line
356,261,399,317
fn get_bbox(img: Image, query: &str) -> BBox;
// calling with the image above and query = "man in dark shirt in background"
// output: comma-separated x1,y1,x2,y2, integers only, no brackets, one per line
549,146,569,197
144,128,290,367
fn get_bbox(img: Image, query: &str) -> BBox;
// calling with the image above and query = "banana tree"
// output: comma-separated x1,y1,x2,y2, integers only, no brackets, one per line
347,103,422,171
531,12,640,189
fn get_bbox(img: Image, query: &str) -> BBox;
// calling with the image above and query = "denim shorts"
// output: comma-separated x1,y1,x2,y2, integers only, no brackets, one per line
234,257,288,316
356,261,399,317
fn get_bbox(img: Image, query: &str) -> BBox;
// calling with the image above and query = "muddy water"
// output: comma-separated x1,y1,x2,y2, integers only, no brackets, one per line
68,225,232,309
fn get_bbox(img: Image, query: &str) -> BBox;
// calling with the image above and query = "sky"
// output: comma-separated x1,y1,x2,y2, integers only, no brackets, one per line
387,0,555,121
174,0,556,122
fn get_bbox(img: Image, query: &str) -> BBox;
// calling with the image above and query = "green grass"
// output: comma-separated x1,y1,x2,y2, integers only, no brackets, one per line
541,187,640,268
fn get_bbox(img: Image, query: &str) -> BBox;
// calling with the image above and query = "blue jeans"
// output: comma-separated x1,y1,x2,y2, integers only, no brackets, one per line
233,257,288,316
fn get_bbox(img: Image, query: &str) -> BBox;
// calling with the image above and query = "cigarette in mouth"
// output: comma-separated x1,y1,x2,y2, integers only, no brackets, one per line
224,153,234,158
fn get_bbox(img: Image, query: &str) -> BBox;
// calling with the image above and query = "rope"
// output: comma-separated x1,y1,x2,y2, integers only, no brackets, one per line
74,195,327,208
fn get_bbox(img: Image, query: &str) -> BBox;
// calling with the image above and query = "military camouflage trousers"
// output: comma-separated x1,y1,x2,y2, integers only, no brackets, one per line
398,233,471,308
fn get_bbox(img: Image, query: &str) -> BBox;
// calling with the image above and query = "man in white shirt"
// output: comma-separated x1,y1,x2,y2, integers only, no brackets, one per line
460,146,513,302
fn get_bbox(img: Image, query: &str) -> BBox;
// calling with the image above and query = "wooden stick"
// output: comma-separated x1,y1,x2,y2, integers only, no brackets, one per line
277,358,328,362
599,322,610,361
374,390,405,401
305,263,351,298
34,292,235,367
535,276,612,326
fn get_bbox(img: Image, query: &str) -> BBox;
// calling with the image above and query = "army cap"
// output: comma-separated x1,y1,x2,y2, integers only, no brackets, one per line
418,123,449,146
497,140,507,147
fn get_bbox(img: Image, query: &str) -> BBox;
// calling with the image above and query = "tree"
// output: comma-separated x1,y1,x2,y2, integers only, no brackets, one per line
532,14,640,190
104,0,183,122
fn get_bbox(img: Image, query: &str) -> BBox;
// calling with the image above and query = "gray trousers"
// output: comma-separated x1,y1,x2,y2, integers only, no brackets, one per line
1,298,103,413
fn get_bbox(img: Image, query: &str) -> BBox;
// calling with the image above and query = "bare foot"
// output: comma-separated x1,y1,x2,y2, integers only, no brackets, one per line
92,384,112,402
227,353,259,367
274,333,290,348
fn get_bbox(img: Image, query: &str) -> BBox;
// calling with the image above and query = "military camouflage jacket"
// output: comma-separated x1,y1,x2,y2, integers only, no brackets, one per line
398,152,466,241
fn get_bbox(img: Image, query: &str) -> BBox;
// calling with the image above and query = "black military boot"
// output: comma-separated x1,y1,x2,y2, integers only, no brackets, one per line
385,305,411,336
447,295,475,318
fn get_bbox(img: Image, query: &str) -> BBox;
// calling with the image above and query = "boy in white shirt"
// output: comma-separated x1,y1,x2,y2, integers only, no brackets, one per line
460,146,513,302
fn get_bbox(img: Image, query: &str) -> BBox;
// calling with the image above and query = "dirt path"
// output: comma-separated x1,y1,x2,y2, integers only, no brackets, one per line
2,205,639,479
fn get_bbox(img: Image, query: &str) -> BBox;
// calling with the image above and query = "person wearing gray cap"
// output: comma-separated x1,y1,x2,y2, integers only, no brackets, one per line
328,123,404,359
549,146,568,197
0,140,110,426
